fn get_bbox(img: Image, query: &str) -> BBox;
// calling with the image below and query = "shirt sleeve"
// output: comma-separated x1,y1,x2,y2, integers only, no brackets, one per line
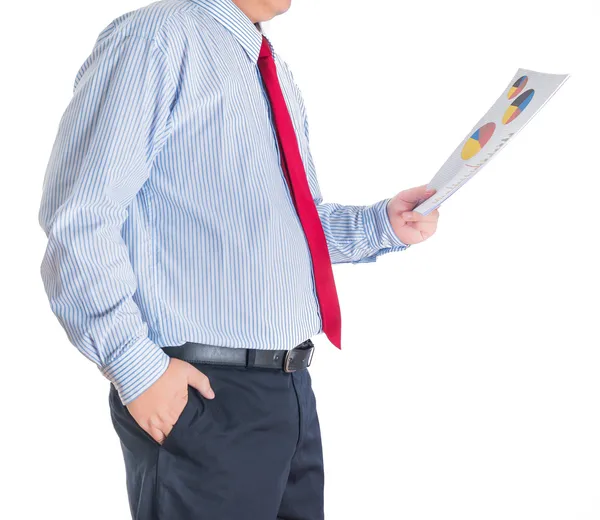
310,151,409,265
38,25,175,405
285,66,410,264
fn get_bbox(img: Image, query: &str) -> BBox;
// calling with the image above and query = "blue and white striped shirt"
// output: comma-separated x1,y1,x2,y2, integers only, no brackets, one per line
38,0,408,405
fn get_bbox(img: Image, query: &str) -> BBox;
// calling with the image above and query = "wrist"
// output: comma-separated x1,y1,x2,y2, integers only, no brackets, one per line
101,336,170,405
363,198,408,250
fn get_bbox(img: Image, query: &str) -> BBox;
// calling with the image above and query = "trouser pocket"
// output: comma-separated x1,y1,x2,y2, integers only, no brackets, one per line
108,383,198,449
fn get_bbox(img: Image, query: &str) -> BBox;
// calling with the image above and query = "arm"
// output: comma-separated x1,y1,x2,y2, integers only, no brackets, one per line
38,25,175,405
302,107,409,265
285,65,409,264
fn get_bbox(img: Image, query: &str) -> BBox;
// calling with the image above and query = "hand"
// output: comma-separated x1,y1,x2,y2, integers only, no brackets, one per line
126,357,215,445
387,184,440,245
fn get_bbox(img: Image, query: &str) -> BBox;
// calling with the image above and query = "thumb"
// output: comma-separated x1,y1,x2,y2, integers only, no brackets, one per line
398,184,436,205
186,365,215,399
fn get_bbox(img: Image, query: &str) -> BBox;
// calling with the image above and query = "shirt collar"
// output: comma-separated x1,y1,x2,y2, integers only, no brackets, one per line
189,0,266,63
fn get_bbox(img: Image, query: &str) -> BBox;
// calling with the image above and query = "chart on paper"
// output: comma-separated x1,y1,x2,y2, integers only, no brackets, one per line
413,69,569,215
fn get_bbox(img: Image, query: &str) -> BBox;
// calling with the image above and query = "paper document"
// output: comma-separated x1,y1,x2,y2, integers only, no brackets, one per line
414,69,569,215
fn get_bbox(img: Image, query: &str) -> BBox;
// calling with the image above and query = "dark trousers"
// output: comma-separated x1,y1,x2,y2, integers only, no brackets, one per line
108,361,324,520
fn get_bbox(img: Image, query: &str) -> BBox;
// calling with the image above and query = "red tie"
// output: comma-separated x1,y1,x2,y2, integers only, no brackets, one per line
257,36,342,349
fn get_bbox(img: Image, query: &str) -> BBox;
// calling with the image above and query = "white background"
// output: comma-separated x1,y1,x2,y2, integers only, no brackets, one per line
1,0,599,518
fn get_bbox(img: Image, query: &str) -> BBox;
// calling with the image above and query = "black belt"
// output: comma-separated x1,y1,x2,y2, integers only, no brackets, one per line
162,339,315,373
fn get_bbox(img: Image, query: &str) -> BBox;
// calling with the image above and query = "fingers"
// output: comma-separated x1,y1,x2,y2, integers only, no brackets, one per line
401,209,438,242
148,424,166,445
401,209,439,222
144,393,187,444
187,365,215,399
162,422,173,440
125,359,200,446
398,185,436,204
411,220,437,232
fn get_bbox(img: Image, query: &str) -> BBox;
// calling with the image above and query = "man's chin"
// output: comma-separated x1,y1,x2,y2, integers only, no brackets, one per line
276,1,292,16
257,1,292,23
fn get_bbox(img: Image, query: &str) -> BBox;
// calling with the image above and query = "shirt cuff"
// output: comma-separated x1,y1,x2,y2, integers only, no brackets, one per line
100,336,170,406
362,198,409,251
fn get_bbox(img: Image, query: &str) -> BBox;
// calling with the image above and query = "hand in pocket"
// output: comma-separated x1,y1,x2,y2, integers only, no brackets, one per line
125,358,215,444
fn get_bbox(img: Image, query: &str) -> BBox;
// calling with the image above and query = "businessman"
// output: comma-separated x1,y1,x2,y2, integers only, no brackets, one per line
38,0,439,518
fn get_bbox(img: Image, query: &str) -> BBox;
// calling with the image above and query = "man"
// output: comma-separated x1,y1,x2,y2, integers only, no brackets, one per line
38,0,439,518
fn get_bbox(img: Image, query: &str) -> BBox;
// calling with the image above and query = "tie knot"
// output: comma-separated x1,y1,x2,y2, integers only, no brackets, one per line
258,35,272,60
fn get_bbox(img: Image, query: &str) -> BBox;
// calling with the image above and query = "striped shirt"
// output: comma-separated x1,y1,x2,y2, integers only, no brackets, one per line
38,0,408,405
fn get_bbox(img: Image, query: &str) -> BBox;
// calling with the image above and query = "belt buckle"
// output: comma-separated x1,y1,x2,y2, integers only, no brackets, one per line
283,346,314,373
284,349,296,373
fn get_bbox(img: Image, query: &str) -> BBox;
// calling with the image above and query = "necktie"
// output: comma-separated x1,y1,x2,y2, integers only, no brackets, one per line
257,36,342,349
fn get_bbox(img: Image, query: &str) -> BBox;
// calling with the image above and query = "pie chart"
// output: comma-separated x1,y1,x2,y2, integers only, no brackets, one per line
502,89,535,124
461,122,496,160
508,75,528,100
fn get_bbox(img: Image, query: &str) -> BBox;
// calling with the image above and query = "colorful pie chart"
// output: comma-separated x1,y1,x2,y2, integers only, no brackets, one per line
508,75,528,100
502,89,535,124
461,122,496,160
